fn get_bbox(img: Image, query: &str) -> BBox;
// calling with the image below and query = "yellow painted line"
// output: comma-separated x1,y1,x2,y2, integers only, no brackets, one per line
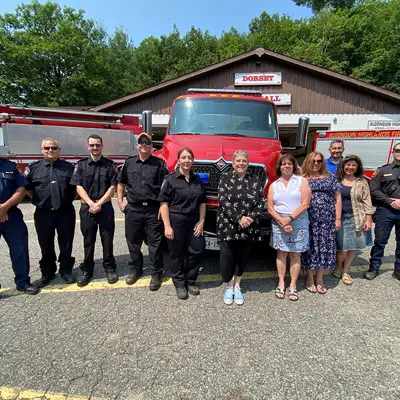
0,385,102,400
24,218,125,224
0,263,394,296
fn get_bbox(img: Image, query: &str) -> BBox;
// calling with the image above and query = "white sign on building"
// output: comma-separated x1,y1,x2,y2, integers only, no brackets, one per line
262,93,292,105
368,120,400,129
235,72,282,86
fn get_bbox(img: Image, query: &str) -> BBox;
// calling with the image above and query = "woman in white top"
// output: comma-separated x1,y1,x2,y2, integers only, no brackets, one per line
268,154,311,301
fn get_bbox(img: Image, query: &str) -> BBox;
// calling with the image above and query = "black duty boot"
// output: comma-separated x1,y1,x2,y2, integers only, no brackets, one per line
176,286,189,300
16,284,40,295
364,270,379,280
60,271,75,284
126,271,142,285
77,272,93,287
149,274,162,291
34,275,56,288
106,270,119,284
188,285,200,296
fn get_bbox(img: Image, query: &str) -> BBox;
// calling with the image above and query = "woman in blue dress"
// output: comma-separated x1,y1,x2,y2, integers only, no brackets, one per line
301,152,342,294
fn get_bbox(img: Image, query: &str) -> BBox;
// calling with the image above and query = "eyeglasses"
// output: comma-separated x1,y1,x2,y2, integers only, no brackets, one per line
89,144,102,148
393,148,400,154
313,159,323,164
43,146,58,151
138,139,152,145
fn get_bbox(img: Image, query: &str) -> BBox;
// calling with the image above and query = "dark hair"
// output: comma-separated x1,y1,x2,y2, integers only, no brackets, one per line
330,139,344,148
87,134,103,144
275,153,300,177
177,147,194,159
336,154,364,181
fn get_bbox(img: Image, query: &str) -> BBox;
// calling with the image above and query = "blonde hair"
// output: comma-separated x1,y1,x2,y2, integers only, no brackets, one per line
302,151,329,177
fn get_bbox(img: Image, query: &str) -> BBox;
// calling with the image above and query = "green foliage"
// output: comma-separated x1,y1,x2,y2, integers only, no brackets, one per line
1,0,399,106
0,1,111,105
293,0,359,13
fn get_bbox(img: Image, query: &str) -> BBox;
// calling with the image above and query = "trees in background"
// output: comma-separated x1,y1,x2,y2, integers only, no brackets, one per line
1,0,399,106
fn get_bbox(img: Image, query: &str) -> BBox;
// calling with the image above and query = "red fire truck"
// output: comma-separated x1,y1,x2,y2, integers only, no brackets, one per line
314,129,400,178
0,104,149,169
154,88,309,250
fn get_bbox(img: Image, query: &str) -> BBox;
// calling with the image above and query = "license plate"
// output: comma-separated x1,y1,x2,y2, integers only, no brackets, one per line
205,237,220,250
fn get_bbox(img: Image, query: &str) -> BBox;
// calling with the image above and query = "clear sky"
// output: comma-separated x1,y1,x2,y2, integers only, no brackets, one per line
2,0,313,45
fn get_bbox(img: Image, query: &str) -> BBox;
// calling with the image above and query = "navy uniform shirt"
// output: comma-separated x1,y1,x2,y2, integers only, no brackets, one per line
25,158,76,209
0,158,28,205
158,171,206,215
118,155,169,204
370,161,400,207
70,156,118,200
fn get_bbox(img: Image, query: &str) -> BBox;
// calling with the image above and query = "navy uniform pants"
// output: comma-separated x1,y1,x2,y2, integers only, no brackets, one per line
34,204,76,277
0,208,31,287
370,206,400,272
169,213,205,288
79,202,116,274
125,204,164,275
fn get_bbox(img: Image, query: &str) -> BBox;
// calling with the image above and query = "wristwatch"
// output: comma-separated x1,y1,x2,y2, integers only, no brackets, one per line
289,215,295,221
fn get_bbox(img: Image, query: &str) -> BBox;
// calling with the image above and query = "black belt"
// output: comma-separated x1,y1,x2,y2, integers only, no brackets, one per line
130,201,160,207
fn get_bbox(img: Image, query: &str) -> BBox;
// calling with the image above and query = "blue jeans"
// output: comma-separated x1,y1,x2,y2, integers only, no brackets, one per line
370,206,400,272
0,208,31,287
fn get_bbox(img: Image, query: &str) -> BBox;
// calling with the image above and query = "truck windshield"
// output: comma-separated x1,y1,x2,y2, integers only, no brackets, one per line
169,97,277,139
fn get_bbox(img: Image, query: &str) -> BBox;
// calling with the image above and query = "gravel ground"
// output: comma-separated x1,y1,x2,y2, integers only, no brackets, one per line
0,201,399,400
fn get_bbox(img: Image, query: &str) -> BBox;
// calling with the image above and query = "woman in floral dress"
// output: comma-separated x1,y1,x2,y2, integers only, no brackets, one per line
301,152,342,294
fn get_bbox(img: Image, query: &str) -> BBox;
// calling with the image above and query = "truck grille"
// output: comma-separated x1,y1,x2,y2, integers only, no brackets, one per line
192,162,267,197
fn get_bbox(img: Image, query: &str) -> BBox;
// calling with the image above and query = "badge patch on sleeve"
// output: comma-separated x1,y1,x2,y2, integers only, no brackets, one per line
372,169,380,178
16,165,24,176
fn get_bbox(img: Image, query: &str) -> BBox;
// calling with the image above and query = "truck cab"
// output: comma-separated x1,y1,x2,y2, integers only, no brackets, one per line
154,88,309,249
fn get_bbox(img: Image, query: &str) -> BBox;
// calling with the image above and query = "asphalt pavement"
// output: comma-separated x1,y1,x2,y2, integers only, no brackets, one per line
0,200,399,400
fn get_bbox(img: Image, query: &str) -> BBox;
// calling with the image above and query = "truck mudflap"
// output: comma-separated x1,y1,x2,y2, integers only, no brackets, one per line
203,208,272,251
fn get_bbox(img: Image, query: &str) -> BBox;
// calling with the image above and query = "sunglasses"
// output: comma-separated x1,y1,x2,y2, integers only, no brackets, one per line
138,139,152,145
313,159,323,164
43,146,59,151
393,148,400,154
89,144,102,148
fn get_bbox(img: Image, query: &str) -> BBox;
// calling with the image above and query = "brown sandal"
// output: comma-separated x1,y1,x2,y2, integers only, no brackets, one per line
275,287,285,300
341,273,353,285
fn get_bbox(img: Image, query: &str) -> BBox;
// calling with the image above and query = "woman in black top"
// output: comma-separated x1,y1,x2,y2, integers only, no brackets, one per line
159,148,206,300
217,150,265,306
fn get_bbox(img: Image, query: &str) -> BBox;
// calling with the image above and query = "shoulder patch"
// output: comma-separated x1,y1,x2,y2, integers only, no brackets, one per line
16,165,24,176
372,169,380,178
29,160,41,166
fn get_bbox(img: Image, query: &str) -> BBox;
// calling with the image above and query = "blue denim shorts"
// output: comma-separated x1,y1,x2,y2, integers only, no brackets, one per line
337,213,373,251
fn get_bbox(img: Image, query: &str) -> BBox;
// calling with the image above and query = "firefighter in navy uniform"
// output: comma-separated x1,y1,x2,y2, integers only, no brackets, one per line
159,147,206,300
0,158,39,294
25,138,76,287
70,134,119,287
117,132,169,291
366,142,400,281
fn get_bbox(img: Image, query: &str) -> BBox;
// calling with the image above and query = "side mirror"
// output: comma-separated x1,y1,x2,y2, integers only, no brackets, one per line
142,110,153,136
296,116,310,147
